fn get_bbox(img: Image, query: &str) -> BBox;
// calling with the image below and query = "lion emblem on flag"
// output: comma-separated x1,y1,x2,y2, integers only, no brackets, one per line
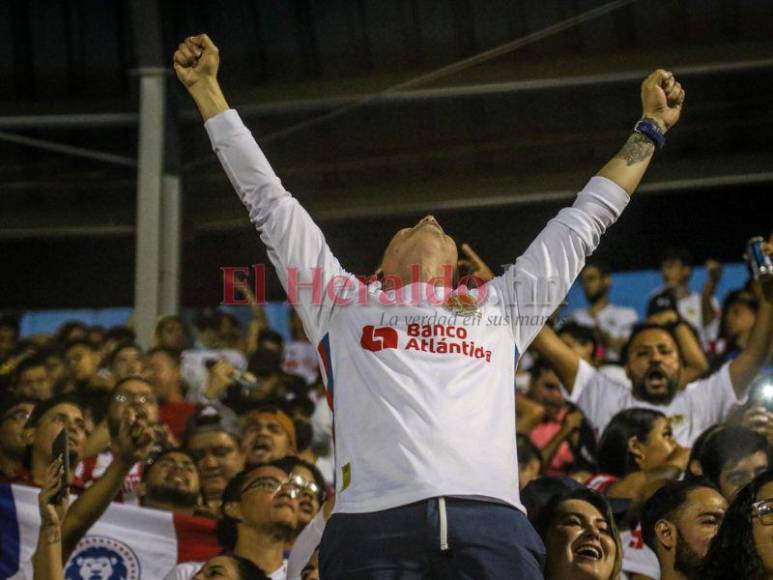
64,535,140,580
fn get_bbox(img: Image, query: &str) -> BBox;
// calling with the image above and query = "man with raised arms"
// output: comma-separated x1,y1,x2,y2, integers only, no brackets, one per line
174,34,684,578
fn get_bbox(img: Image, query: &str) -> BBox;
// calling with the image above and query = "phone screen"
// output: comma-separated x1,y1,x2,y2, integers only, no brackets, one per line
51,428,70,503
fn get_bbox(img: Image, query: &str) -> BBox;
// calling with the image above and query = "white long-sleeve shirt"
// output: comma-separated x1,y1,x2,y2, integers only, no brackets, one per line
570,358,742,446
206,110,629,514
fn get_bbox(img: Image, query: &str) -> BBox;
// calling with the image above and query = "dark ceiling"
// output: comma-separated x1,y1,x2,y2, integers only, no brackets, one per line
1,0,771,308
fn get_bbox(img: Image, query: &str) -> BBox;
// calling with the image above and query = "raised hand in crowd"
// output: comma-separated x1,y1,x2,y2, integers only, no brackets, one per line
60,409,155,560
701,258,723,326
32,457,68,580
741,405,773,447
205,358,237,401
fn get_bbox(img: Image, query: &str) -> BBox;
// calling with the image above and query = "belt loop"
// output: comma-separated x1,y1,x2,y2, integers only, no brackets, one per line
438,497,449,552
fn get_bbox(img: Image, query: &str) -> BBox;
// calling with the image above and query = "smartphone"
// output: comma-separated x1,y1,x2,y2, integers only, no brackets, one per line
51,428,70,503
760,383,773,411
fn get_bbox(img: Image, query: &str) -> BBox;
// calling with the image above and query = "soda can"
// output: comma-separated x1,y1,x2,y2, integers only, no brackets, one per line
747,236,773,280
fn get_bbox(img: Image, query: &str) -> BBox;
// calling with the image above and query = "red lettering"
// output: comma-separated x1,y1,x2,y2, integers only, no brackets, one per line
252,264,266,304
286,267,324,306
221,267,250,305
327,275,354,305
405,337,420,351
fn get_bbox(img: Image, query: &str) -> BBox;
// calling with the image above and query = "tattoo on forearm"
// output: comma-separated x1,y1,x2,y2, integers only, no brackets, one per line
615,133,655,166
45,527,61,545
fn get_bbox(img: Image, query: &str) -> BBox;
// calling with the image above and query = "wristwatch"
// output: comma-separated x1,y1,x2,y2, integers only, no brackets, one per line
634,118,666,149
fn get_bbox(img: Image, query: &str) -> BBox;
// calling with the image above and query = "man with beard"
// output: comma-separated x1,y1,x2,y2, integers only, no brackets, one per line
184,404,246,515
533,274,773,445
567,260,638,362
165,458,300,580
641,480,727,580
0,397,36,481
139,449,201,515
241,407,297,465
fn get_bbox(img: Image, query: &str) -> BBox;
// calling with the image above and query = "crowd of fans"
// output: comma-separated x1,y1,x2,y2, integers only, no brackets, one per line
0,243,772,579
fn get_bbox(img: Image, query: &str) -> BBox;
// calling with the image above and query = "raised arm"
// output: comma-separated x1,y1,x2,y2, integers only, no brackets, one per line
174,35,356,345
597,69,684,195
61,411,154,559
530,325,581,395
728,248,773,398
173,35,228,121
491,70,684,353
32,458,67,580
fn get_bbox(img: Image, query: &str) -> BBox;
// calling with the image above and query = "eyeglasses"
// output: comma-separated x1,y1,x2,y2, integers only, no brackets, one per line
1,409,31,423
112,392,157,406
301,479,322,501
752,498,773,525
242,475,306,499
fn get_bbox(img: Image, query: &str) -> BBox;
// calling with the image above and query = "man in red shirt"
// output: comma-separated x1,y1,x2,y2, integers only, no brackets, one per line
147,347,197,441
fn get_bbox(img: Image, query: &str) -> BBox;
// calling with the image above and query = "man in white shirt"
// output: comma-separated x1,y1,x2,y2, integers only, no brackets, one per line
174,33,685,578
567,260,639,362
651,248,721,346
533,279,773,446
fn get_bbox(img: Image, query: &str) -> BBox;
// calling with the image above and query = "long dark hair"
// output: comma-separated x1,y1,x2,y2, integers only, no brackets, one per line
598,408,665,477
699,469,773,580
534,488,623,580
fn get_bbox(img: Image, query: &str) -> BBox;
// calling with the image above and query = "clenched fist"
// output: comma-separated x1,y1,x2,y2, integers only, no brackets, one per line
641,69,685,133
173,34,229,121
173,34,219,88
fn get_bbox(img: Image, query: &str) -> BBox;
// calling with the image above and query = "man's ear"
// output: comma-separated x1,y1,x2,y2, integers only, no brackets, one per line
655,519,676,550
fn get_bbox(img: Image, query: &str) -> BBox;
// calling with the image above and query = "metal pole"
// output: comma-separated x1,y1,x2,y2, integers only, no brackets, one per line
134,67,167,349
159,173,182,316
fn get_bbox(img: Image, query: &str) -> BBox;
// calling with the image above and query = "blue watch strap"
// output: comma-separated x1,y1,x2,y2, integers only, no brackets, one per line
634,118,666,149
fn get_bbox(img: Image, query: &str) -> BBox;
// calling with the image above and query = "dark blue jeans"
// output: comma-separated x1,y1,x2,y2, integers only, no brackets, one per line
319,498,545,579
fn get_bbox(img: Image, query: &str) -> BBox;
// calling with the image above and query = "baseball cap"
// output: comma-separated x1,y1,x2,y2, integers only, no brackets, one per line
183,403,242,444
647,288,678,318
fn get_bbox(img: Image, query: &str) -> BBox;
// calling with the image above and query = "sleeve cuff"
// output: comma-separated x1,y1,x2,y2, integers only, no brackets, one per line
204,109,247,144
578,176,631,218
